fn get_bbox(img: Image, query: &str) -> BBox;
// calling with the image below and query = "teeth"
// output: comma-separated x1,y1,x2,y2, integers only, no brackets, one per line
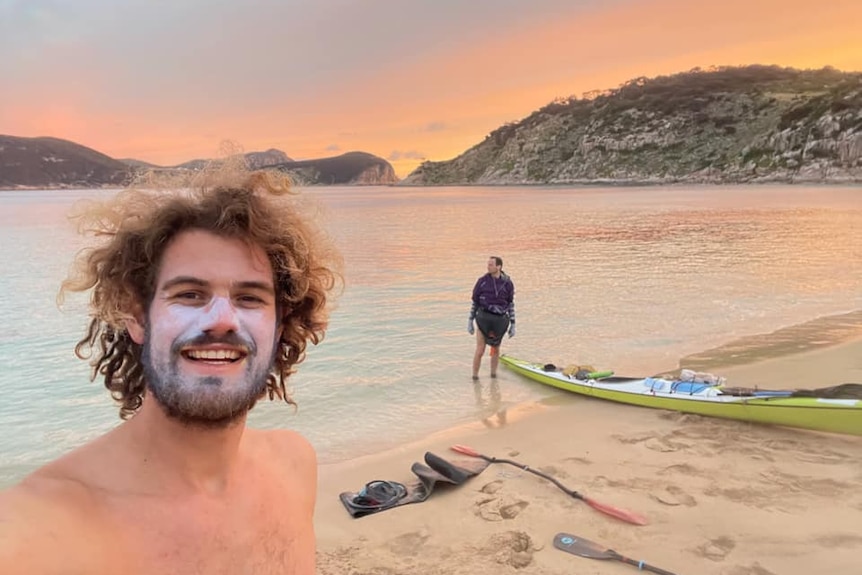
186,349,241,361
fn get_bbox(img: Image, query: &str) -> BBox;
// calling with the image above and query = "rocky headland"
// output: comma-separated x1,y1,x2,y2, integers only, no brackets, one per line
400,65,862,186
0,136,130,189
0,137,398,189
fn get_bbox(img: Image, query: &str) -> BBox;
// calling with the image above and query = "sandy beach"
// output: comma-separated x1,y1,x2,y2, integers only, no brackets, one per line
315,335,862,575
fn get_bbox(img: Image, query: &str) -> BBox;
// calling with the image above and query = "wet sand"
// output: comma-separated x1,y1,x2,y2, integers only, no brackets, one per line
316,319,862,575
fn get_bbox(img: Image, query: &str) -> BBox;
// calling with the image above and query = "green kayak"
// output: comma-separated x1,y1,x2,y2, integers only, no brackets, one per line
501,355,862,436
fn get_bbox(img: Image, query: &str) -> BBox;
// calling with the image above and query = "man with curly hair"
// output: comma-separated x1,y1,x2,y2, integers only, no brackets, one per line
0,165,342,574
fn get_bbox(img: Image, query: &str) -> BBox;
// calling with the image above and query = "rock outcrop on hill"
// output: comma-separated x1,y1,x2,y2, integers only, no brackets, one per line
174,148,294,171
272,151,399,185
158,150,397,185
0,135,131,188
162,150,398,185
401,65,862,185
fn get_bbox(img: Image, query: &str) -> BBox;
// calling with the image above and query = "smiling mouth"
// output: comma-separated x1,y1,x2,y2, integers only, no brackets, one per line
181,349,247,363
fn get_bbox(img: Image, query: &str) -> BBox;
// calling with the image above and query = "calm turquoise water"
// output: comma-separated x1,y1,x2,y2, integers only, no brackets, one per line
1,184,860,485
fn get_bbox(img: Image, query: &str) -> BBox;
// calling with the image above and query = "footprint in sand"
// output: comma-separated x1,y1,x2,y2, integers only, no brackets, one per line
644,436,689,453
562,456,592,465
478,530,536,569
695,536,736,561
724,563,778,575
612,430,693,453
760,438,853,465
703,484,786,511
480,480,504,494
658,463,702,477
474,495,530,521
650,485,697,507
815,533,862,549
612,432,655,445
498,501,529,519
793,450,851,465
592,475,632,489
537,465,569,479
385,530,431,555
760,468,855,497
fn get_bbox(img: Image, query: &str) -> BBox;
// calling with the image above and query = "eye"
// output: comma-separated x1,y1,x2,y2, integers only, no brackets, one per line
236,294,267,306
174,291,205,302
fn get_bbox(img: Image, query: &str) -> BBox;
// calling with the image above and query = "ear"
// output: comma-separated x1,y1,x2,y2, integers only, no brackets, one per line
125,314,146,345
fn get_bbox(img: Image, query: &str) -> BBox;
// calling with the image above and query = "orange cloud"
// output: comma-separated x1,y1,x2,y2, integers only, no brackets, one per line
254,0,862,176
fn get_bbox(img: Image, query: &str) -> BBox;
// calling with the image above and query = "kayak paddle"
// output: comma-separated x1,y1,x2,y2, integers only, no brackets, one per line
450,444,647,525
554,532,677,574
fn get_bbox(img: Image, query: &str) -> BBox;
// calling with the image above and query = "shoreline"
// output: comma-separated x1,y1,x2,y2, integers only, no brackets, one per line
4,180,862,192
0,185,124,192
393,178,862,188
313,309,862,467
664,308,862,378
316,314,862,574
315,311,862,474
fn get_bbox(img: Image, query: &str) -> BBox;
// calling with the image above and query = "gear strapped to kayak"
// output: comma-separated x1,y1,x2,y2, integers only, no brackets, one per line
339,452,490,518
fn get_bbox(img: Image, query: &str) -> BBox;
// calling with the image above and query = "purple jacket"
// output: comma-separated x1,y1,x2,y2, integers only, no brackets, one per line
470,273,515,321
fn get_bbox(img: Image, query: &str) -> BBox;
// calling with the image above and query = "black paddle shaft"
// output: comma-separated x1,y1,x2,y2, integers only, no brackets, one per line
484,455,585,501
612,552,678,575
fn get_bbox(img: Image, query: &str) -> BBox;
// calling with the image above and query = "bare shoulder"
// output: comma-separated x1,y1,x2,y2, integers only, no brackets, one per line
250,428,317,472
0,472,104,574
247,429,317,493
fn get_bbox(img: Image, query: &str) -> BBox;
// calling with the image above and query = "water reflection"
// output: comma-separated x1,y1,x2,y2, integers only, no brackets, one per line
473,379,508,428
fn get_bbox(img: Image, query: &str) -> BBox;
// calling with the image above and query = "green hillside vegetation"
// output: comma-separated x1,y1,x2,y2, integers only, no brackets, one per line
402,65,862,185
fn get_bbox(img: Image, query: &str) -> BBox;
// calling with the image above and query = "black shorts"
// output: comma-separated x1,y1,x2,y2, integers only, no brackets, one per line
476,309,509,347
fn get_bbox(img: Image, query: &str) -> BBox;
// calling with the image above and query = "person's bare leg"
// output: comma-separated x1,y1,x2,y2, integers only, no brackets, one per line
490,347,500,377
472,331,486,379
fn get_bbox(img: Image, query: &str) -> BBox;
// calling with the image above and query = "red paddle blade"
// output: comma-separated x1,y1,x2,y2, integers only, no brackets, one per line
450,444,482,457
584,496,648,526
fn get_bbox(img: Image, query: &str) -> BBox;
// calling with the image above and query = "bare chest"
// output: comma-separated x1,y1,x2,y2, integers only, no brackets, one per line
112,492,313,575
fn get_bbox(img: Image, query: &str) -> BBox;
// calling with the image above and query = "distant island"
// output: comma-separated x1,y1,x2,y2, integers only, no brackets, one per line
0,137,398,189
400,65,862,185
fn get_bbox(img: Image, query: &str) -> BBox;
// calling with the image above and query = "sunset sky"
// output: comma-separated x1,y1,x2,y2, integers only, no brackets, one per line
2,0,860,177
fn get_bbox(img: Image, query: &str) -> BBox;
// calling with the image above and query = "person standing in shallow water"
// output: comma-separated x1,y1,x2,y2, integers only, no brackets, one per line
0,163,342,575
468,256,515,380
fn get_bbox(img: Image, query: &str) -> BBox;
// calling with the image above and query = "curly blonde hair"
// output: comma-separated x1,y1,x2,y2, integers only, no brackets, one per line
60,162,342,419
